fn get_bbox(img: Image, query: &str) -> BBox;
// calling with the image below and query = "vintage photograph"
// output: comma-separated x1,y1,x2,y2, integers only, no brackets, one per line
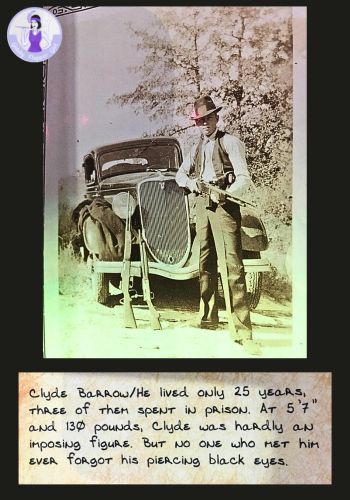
44,6,306,358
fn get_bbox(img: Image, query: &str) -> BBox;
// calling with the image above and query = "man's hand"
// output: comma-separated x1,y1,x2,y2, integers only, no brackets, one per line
197,179,227,204
188,178,201,193
210,192,220,204
210,191,226,204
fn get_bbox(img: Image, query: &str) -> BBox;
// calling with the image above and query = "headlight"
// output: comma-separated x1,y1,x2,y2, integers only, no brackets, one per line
112,192,137,219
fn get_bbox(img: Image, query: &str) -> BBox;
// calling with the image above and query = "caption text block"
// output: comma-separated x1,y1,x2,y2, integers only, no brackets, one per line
19,372,331,484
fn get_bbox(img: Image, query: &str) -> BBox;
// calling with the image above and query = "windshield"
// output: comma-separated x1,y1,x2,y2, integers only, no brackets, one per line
99,144,179,179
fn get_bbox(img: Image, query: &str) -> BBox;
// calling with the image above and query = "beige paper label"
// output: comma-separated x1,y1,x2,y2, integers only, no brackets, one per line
19,372,331,484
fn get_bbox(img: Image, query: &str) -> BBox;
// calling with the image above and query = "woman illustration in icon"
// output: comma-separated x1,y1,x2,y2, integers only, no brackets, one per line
20,13,50,52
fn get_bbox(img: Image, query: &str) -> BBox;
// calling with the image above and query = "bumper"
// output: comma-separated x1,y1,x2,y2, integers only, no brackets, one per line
93,257,270,281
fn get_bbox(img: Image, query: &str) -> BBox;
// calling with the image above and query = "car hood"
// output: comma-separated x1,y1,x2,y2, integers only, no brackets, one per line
100,171,176,189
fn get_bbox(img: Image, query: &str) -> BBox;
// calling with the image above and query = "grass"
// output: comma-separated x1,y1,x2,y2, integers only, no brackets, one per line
59,244,92,298
262,265,292,303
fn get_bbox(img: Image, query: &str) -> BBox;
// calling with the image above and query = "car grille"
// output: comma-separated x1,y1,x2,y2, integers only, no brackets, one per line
138,178,190,266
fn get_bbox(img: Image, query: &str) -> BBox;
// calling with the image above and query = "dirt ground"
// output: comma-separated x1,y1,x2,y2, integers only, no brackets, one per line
46,276,296,359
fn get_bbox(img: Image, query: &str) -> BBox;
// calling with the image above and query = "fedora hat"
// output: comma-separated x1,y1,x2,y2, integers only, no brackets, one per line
190,95,222,120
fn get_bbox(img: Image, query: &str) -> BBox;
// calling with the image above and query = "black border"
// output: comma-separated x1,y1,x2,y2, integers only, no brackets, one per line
4,1,341,496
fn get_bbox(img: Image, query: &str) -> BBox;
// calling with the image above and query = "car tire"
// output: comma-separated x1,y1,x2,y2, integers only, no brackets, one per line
245,271,263,310
88,256,110,305
242,250,263,310
218,272,262,311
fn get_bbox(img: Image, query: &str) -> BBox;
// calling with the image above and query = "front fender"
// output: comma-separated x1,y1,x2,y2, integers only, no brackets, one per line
83,216,124,261
240,207,269,252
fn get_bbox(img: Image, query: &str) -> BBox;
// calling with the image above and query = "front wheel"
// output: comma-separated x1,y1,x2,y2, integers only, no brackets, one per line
245,272,263,310
88,256,110,305
218,272,263,310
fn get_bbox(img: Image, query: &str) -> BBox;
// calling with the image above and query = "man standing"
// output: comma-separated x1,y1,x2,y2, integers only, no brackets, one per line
176,95,262,355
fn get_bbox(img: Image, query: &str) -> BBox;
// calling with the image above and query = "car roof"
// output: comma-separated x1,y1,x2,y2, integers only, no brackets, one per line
90,136,180,156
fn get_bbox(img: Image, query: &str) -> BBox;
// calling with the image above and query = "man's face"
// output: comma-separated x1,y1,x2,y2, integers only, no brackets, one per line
195,112,218,137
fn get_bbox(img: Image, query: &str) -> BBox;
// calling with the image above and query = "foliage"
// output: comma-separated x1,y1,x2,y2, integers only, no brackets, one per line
58,200,75,249
107,6,293,231
261,264,292,302
58,173,85,250
59,245,91,297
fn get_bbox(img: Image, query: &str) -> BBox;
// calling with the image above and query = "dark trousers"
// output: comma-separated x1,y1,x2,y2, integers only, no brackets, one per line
196,195,252,340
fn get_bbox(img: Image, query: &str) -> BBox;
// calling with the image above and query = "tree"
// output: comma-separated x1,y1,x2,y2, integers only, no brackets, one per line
207,7,293,184
108,6,293,225
107,8,215,123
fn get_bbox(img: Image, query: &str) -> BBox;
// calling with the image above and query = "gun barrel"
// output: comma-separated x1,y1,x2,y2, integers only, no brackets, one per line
122,193,137,328
200,182,257,208
139,231,162,330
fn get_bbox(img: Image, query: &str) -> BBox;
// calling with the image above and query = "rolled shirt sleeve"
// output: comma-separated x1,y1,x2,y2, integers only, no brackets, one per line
175,146,198,192
223,134,251,198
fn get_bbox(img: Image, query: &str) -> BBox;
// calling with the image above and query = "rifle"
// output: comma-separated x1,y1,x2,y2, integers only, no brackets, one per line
196,179,257,209
121,194,137,328
139,230,162,330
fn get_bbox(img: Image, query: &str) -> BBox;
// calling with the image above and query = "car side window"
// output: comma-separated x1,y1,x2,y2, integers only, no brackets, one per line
83,155,96,185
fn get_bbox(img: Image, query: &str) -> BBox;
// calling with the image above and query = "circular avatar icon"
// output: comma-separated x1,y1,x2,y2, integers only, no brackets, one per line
7,7,62,63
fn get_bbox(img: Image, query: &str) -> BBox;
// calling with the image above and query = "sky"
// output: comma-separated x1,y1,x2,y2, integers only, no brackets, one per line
45,7,172,180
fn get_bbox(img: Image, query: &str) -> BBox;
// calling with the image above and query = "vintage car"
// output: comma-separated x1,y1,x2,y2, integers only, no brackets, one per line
77,136,270,315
